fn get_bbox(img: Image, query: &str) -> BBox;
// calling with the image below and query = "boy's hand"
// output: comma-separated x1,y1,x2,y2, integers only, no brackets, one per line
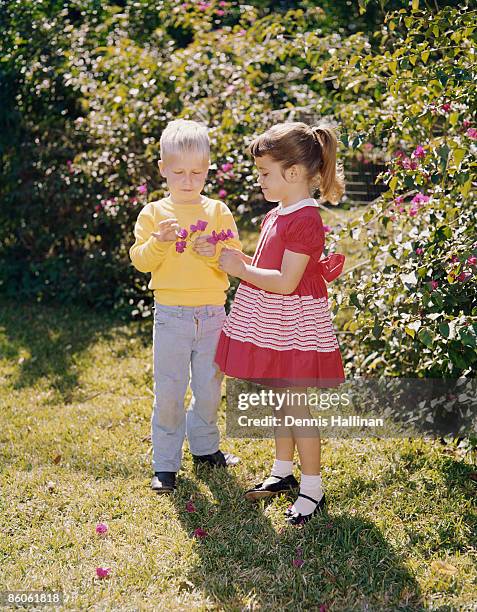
151,218,180,242
193,235,216,257
218,247,247,277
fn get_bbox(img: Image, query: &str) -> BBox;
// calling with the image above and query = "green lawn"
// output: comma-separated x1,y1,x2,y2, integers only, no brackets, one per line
1,298,476,611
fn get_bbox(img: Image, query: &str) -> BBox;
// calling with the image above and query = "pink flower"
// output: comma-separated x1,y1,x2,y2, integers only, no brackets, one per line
175,241,187,253
177,228,188,239
221,162,233,172
319,606,328,612
226,229,234,238
197,2,210,10
430,280,439,291
409,207,418,216
415,248,424,255
466,128,477,140
137,184,147,194
441,102,452,113
450,255,459,263
193,527,208,539
457,271,471,282
190,219,208,232
218,189,228,198
323,225,331,233
238,29,246,36
411,193,430,205
95,523,108,535
467,256,477,266
96,567,111,579
216,9,225,16
402,157,418,170
413,145,426,159
292,558,304,568
185,500,196,513
219,0,227,5
363,142,374,151
463,119,471,129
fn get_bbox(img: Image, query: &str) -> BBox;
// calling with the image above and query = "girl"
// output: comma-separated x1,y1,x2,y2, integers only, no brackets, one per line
215,122,346,525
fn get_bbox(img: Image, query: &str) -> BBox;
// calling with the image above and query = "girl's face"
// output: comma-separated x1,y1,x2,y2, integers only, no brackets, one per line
159,152,209,204
255,154,294,203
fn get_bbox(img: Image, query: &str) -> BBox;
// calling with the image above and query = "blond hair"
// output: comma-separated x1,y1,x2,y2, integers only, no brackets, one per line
249,121,345,204
160,119,210,159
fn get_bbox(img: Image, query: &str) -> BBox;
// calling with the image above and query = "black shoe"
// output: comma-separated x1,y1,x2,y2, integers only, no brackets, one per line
151,471,176,494
285,493,326,525
192,450,240,468
244,474,299,501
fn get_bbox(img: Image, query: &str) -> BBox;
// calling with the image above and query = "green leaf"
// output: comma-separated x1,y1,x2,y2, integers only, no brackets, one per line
389,61,398,75
389,176,398,192
373,319,383,339
453,148,466,167
439,322,450,338
350,292,360,308
459,329,476,348
449,112,460,126
412,0,419,9
460,178,472,197
418,328,434,348
421,50,430,64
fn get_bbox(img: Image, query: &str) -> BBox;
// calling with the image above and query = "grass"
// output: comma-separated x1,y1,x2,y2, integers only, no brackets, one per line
1,297,476,611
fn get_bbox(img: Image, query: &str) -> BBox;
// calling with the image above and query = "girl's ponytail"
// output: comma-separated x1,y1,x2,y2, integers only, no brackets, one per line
311,126,345,205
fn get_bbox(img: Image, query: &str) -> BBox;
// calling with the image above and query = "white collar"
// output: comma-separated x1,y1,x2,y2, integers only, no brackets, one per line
277,197,320,215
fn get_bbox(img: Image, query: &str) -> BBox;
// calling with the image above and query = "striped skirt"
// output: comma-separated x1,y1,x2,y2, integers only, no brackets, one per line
215,284,345,388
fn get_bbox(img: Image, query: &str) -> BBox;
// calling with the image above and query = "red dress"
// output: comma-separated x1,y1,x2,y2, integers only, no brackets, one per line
215,199,345,388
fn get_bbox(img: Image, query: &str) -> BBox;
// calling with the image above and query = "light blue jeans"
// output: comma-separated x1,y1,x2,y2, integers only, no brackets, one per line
151,302,226,472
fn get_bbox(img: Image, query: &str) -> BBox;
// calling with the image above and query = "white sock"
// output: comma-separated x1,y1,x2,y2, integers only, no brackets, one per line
290,473,323,516
262,459,293,486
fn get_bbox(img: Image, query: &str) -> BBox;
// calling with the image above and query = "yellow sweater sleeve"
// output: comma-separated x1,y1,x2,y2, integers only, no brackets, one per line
129,204,173,273
206,202,242,268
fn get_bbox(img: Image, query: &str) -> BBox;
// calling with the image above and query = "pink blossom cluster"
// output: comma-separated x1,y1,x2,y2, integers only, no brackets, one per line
206,229,235,245
216,161,235,194
394,145,427,171
390,192,430,218
175,219,234,253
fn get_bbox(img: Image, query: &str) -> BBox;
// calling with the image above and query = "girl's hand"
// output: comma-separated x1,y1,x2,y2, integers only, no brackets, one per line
192,235,216,257
218,247,247,277
151,218,180,242
218,247,248,262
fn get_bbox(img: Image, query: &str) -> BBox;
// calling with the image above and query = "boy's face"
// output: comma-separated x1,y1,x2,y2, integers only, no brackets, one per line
255,154,293,203
159,152,209,204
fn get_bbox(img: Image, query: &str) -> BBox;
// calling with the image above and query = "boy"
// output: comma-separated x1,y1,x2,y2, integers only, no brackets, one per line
130,119,241,494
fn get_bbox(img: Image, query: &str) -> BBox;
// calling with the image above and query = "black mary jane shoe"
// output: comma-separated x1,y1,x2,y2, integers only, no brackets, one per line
151,471,176,494
192,449,240,469
244,474,299,501
285,492,326,525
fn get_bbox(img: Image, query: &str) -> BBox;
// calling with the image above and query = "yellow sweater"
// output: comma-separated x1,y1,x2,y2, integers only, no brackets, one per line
129,195,241,306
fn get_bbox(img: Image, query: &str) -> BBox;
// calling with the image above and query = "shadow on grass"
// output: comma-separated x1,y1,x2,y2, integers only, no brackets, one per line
0,299,151,402
170,464,423,610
